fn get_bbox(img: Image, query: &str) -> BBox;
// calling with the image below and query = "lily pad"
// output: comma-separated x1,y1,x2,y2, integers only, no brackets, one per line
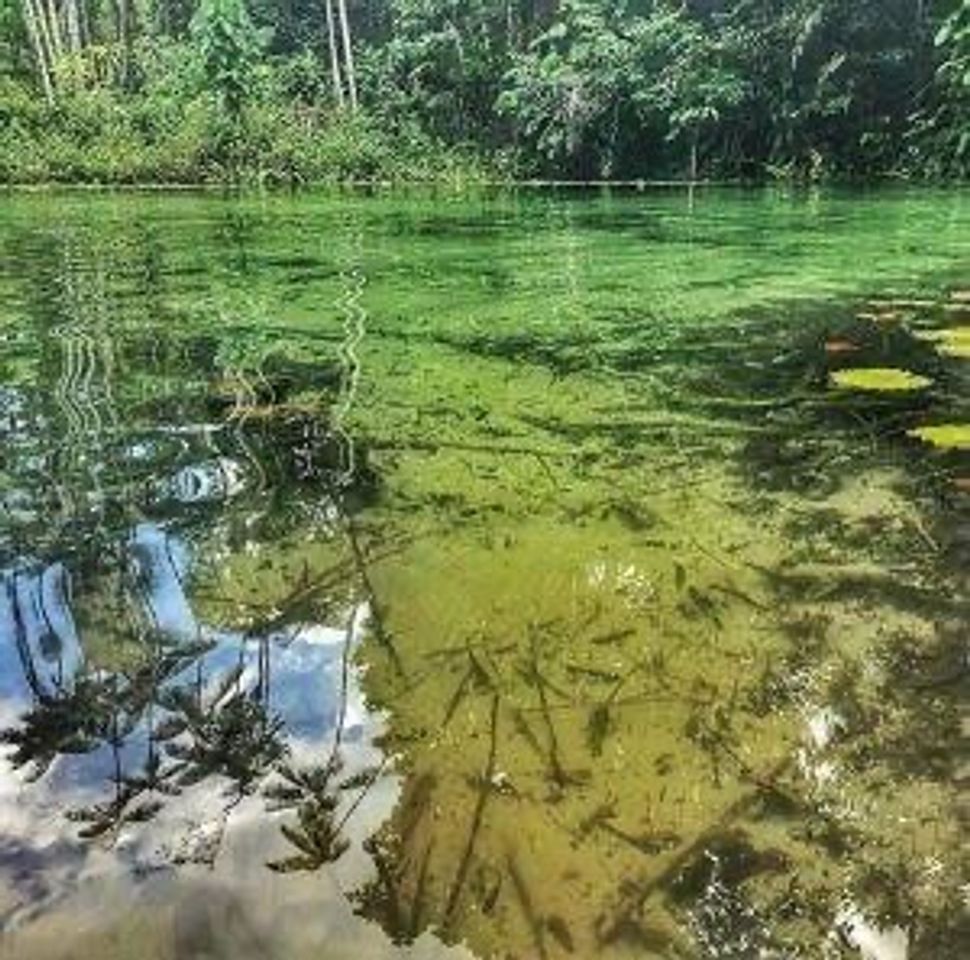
913,327,970,359
907,424,970,451
939,342,970,360
830,368,933,393
912,327,970,342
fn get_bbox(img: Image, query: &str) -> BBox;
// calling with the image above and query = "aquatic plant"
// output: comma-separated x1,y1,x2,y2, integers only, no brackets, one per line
829,367,934,392
907,423,970,450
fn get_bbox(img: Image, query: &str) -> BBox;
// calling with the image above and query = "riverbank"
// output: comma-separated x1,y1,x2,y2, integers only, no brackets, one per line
0,89,497,187
2,85,964,190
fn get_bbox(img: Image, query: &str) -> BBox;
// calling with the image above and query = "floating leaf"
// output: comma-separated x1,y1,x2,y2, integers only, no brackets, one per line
830,368,932,392
935,327,970,360
907,424,970,451
918,327,970,360
939,342,970,359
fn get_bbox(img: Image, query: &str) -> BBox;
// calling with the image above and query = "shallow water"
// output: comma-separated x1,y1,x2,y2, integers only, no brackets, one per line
0,186,968,959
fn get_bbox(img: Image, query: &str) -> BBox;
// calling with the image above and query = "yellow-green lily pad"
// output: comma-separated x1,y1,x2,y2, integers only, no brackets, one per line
907,424,970,450
830,367,933,392
940,342,970,359
913,327,970,359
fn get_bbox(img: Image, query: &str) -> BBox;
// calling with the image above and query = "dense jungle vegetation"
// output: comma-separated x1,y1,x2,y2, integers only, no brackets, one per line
1,0,969,183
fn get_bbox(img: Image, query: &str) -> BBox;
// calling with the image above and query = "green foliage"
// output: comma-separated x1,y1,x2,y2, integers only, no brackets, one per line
0,0,967,182
0,44,489,184
191,0,265,110
497,2,746,178
645,7,747,171
920,0,970,174
498,0,650,177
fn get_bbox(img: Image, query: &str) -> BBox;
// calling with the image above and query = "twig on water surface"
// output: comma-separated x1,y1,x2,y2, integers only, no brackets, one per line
326,609,358,773
595,755,794,944
526,629,572,788
507,852,549,960
337,499,404,676
443,692,501,932
334,755,390,835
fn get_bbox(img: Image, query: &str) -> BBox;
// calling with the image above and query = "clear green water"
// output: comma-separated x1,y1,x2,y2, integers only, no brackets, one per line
0,187,968,959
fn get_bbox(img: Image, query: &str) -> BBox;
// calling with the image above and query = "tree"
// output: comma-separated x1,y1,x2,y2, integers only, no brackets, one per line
191,0,266,121
323,0,345,107
637,3,746,179
925,0,970,173
499,0,652,178
335,0,357,108
2,0,969,181
19,0,54,102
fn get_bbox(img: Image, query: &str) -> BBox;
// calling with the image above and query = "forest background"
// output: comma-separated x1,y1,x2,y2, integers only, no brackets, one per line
1,0,969,184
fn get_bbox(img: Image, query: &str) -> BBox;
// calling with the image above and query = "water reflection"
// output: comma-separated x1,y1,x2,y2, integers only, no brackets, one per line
0,192,968,960
0,212,428,959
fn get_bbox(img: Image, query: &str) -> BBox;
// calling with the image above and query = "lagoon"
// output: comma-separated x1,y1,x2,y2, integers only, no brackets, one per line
1,186,968,959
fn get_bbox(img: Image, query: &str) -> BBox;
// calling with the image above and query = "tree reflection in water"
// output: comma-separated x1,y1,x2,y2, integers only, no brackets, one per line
0,219,391,933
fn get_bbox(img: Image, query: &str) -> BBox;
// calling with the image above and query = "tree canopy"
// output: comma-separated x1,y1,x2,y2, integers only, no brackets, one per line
1,0,968,182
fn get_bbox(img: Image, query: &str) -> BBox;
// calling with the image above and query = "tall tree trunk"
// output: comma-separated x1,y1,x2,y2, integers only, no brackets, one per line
42,0,64,60
32,0,59,96
65,0,82,55
335,0,357,111
113,0,135,89
21,0,54,103
323,0,345,108
79,0,92,49
506,0,515,52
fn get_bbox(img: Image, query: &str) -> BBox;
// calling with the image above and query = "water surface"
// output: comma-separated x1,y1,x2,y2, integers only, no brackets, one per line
1,187,968,958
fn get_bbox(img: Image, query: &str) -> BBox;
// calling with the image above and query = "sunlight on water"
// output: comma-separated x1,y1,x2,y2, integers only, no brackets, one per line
0,187,968,959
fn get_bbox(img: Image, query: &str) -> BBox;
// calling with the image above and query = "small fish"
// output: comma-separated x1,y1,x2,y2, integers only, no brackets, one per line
591,626,636,646
823,338,860,355
586,704,612,757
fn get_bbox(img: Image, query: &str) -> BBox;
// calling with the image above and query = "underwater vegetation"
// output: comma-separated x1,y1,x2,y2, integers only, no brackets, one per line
0,190,968,960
